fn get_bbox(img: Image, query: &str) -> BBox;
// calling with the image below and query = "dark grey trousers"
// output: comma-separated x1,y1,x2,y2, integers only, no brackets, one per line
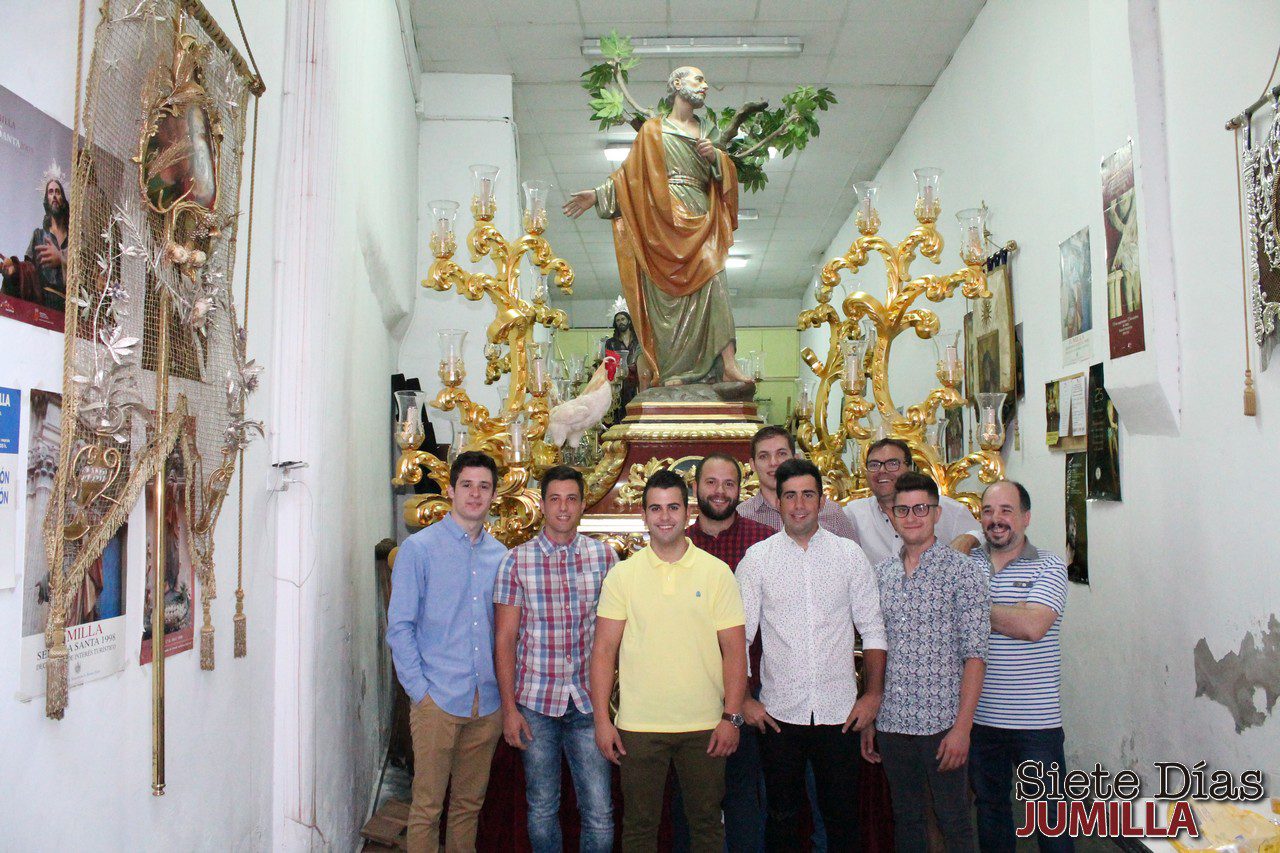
877,730,976,852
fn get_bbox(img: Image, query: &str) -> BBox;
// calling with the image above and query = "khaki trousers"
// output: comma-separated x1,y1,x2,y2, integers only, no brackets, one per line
407,691,502,853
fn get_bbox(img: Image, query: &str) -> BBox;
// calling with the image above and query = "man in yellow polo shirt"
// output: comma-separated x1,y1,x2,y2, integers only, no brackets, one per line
591,468,748,852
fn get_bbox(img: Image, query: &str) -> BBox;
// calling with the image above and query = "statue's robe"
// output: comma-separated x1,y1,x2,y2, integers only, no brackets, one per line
595,116,738,386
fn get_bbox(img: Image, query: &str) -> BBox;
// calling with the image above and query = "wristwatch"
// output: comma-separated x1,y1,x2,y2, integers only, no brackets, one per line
722,711,744,728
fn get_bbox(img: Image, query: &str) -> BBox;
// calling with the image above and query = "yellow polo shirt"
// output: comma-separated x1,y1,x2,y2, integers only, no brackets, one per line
597,539,745,732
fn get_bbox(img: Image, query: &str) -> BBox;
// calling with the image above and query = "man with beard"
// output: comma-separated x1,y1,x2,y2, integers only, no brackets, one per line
2,177,70,312
737,458,886,852
592,468,747,851
844,437,981,566
969,481,1071,853
600,310,640,417
564,67,751,388
684,452,774,850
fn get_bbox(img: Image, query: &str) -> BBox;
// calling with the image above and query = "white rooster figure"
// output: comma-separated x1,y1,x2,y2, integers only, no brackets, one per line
546,351,621,448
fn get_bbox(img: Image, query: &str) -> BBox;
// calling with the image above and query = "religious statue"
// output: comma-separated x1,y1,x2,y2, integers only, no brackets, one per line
564,66,751,389
599,306,640,418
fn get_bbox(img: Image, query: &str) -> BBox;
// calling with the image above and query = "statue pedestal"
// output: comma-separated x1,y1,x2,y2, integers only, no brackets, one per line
581,400,763,536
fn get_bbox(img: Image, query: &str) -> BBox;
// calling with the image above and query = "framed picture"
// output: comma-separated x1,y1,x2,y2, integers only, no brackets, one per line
971,249,1017,399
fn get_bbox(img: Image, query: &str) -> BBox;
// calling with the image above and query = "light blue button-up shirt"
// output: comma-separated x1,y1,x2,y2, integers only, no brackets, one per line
386,513,506,717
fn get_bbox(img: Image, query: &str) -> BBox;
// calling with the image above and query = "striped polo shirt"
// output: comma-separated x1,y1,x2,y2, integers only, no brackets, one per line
973,540,1068,729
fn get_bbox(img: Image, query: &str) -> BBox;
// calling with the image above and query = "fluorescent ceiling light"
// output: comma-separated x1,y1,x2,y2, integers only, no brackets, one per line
604,147,629,162
725,257,750,269
582,36,803,59
738,209,759,221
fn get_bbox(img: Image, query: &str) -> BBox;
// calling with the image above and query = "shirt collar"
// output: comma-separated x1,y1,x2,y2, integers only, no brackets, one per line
895,537,950,567
646,538,697,568
694,513,740,540
535,529,581,556
441,512,486,544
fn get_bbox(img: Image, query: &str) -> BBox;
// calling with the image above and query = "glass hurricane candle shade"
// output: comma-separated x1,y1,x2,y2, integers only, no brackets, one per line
932,329,964,389
976,392,1007,450
447,425,470,463
429,200,459,257
927,414,948,453
913,167,942,222
840,337,869,395
795,379,815,418
394,390,426,450
438,328,467,386
853,181,881,234
522,180,552,234
530,355,547,396
507,417,526,464
470,164,499,220
955,207,987,266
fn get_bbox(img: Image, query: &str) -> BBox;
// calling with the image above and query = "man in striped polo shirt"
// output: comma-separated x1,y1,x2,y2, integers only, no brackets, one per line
969,481,1072,853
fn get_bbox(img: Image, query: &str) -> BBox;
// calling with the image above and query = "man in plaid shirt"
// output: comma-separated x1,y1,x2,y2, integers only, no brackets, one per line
495,466,619,852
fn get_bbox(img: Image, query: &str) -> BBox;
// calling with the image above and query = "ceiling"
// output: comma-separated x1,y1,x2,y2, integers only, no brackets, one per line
408,0,985,303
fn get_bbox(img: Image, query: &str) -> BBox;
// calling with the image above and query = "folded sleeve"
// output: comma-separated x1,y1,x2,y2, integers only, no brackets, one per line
386,538,430,704
597,564,628,620
847,546,887,651
711,562,746,631
492,550,523,607
1026,558,1069,615
955,557,992,661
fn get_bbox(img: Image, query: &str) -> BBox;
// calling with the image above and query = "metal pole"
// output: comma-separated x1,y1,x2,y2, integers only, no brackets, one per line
151,289,172,796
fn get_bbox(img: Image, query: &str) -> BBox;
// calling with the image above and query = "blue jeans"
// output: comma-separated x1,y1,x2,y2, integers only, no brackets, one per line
520,704,614,853
969,724,1073,853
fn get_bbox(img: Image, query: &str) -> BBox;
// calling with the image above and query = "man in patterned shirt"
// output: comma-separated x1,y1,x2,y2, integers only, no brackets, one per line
686,452,774,850
738,458,887,851
969,481,1072,853
737,426,860,542
862,471,989,852
494,466,618,852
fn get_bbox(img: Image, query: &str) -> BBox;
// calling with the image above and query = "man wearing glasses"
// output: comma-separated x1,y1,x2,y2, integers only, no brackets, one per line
843,438,982,565
861,472,989,852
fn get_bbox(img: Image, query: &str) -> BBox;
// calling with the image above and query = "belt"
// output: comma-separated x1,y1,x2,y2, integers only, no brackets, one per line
667,174,705,189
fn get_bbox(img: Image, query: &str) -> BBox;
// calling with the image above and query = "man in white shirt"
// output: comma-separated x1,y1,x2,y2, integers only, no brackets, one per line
844,437,982,565
737,458,888,851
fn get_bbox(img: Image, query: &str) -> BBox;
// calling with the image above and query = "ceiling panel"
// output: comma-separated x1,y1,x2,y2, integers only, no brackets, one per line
409,0,986,304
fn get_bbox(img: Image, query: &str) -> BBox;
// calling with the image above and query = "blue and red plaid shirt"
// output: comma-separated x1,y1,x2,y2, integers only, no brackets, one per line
494,530,617,716
688,513,774,690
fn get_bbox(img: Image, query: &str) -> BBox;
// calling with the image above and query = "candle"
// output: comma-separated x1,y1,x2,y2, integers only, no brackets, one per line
945,344,959,369
923,185,935,208
481,177,492,207
509,420,525,462
531,357,546,395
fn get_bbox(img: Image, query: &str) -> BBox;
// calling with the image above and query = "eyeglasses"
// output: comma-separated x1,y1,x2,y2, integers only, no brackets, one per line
866,459,904,472
890,503,938,518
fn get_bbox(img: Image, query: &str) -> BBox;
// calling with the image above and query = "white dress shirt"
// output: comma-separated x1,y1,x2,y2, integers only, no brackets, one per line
737,528,888,726
843,494,982,566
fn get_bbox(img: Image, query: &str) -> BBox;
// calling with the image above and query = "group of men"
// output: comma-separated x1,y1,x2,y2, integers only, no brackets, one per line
387,426,1071,853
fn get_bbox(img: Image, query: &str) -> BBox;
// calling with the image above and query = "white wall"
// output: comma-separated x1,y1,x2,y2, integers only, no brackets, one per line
806,0,1280,779
563,295,804,330
0,0,419,849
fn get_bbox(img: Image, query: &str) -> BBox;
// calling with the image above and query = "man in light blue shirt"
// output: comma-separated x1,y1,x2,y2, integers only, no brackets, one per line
387,450,506,852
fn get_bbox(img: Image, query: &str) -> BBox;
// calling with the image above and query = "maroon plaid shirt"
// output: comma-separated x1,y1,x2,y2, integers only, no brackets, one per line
688,513,774,690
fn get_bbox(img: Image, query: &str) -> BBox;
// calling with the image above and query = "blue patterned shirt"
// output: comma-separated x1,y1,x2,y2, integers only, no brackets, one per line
386,513,507,716
875,541,991,736
493,530,616,716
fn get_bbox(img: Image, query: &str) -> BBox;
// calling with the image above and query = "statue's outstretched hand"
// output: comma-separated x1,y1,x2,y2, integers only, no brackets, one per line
562,189,597,219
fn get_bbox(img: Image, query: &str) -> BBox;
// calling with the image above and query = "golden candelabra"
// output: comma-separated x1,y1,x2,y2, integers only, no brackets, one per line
392,170,574,545
795,170,1007,514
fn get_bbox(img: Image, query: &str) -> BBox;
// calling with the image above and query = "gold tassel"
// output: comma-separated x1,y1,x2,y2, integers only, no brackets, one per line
45,641,69,720
200,623,215,670
233,588,247,658
1244,369,1258,416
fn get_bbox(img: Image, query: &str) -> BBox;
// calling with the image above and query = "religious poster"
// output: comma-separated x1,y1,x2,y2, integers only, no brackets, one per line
1065,452,1089,584
18,390,129,700
0,85,72,333
1060,228,1093,365
972,250,1016,398
1102,140,1146,359
140,427,196,665
1087,364,1121,501
0,386,20,589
